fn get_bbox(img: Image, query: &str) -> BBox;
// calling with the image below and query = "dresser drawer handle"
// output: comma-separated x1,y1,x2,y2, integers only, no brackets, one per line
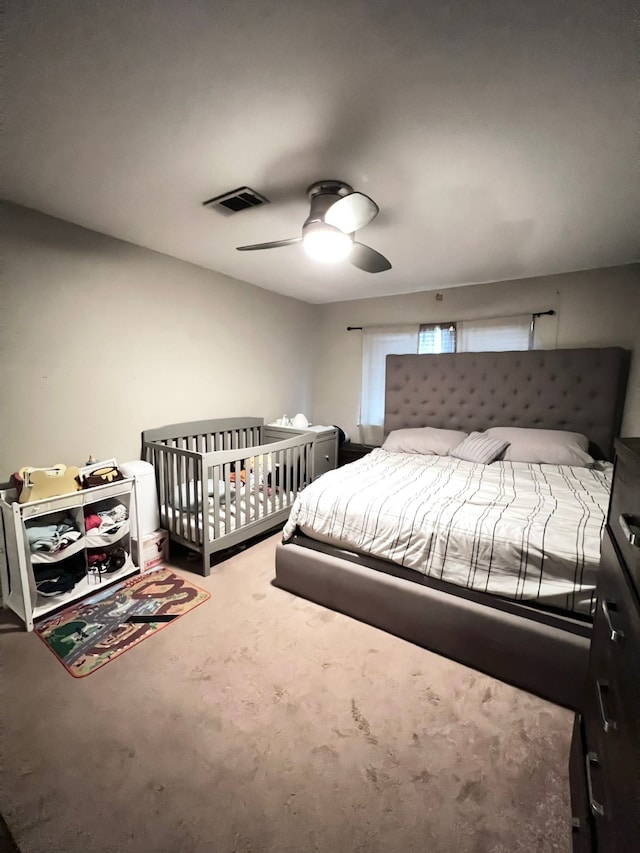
585,752,605,817
596,680,617,732
619,514,640,547
601,599,624,643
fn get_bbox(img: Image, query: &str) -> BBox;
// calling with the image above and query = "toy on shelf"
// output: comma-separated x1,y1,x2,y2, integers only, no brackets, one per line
16,464,82,504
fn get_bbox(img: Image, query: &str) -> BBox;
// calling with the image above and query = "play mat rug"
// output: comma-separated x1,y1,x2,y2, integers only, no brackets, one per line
35,567,210,677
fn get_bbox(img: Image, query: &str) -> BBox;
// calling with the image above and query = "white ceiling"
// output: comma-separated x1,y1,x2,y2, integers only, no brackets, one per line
4,0,639,304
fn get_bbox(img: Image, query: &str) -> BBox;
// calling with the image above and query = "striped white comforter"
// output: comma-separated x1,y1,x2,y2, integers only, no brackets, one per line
282,449,613,614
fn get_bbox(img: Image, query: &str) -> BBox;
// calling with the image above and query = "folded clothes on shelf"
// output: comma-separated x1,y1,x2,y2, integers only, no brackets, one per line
34,553,86,597
34,568,76,597
84,503,129,534
26,516,82,554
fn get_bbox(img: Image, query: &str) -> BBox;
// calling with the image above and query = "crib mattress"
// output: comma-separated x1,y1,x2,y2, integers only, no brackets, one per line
168,487,294,540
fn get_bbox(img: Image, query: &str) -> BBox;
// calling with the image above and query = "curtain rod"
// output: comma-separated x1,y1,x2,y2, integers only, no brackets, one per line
346,310,555,331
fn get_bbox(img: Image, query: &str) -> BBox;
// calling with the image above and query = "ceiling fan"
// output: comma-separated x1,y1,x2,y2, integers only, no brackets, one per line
236,180,392,273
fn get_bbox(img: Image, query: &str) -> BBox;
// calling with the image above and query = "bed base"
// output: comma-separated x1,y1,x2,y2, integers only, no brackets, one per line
275,540,590,710
142,418,315,576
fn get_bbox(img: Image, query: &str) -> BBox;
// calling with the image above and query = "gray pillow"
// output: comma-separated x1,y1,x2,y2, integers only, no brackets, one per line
382,427,468,456
449,431,510,464
485,427,594,467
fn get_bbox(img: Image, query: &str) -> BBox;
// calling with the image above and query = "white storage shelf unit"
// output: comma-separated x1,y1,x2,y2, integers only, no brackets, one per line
0,478,141,631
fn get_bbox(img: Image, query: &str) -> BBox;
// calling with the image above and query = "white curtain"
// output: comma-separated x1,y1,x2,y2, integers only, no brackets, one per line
457,314,532,352
359,325,419,445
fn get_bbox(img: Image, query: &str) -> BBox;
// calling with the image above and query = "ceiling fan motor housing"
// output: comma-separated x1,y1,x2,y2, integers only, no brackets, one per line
304,181,354,228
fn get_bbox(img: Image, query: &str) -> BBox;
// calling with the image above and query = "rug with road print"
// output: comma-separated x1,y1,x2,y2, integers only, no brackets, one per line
35,567,210,677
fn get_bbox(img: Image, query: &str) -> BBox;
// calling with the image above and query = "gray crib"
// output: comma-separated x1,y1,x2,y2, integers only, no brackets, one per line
142,418,314,575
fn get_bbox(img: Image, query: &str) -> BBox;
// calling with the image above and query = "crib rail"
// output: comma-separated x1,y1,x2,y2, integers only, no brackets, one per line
142,417,264,453
143,444,206,546
142,419,314,574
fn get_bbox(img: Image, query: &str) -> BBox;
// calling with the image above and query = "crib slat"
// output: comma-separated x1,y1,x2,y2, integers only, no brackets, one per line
212,463,221,540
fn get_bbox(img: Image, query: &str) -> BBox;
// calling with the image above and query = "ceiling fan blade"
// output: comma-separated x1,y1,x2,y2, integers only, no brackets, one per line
324,192,379,233
236,237,301,251
349,242,392,273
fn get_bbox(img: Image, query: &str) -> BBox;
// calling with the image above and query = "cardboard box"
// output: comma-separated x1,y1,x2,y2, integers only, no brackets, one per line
133,529,169,573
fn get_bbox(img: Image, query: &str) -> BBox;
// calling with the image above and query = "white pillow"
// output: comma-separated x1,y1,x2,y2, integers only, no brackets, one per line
382,427,468,456
485,427,594,467
449,431,510,464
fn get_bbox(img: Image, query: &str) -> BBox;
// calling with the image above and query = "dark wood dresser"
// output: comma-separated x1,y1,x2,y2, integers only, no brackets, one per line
570,437,640,852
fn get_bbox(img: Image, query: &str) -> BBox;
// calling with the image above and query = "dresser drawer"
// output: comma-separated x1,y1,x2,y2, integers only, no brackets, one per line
608,440,640,596
314,432,338,479
582,712,640,852
588,532,640,736
582,676,640,847
581,529,640,851
569,715,595,853
264,425,338,481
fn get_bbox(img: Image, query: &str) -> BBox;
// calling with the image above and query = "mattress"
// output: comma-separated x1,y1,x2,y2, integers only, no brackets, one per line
282,449,614,615
169,485,294,540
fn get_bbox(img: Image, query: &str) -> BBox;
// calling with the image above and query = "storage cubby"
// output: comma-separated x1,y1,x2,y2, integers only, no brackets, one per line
0,478,141,631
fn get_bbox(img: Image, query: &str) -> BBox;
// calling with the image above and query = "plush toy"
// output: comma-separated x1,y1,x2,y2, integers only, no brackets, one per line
18,464,82,504
81,465,123,488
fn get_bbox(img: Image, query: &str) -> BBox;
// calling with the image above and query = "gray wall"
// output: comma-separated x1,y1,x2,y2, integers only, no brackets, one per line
0,204,317,475
312,265,640,442
1,202,638,482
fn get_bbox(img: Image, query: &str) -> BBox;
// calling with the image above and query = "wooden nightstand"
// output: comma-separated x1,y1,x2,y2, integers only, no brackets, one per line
338,442,378,467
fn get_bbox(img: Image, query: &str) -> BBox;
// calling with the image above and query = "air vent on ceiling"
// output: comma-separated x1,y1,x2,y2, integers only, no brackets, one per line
202,187,269,215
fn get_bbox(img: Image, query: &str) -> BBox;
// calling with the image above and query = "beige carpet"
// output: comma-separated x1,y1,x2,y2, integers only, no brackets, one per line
0,533,573,853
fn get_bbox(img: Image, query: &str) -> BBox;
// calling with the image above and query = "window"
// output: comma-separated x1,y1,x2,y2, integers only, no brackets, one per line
418,323,457,353
456,315,531,352
359,326,419,444
359,314,533,443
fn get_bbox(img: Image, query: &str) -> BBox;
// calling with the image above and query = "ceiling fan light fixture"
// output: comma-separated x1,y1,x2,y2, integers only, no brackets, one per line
236,180,391,272
302,223,353,263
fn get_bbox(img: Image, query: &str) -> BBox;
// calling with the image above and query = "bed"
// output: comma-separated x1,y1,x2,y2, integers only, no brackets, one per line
275,347,630,709
142,418,315,576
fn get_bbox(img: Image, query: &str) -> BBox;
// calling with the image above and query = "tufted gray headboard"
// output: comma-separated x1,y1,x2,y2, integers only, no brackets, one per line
384,348,630,460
